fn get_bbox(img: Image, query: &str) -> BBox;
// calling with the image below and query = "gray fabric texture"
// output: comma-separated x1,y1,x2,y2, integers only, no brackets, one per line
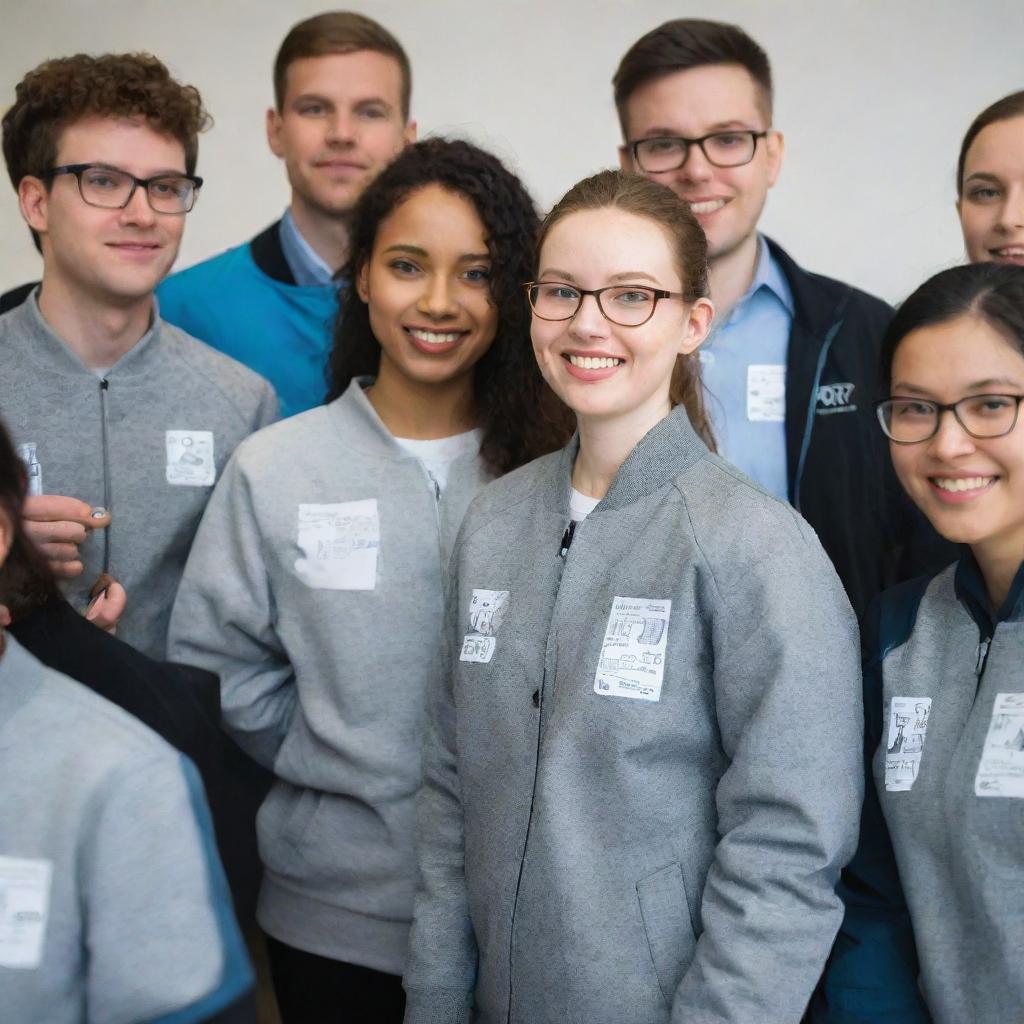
404,404,864,1024
0,292,278,659
875,566,1024,1023
168,379,491,972
0,636,251,1023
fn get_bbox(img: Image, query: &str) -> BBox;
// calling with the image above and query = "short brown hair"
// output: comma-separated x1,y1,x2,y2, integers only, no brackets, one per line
273,11,412,121
2,52,210,191
613,19,773,139
957,90,1024,196
536,170,715,450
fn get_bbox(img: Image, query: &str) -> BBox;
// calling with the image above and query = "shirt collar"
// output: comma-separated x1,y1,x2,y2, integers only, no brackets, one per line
725,235,794,324
954,548,1024,637
279,208,335,287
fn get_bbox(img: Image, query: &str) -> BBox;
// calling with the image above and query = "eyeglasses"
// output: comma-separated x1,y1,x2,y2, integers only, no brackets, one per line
876,394,1024,444
40,163,203,214
525,282,682,327
629,130,768,173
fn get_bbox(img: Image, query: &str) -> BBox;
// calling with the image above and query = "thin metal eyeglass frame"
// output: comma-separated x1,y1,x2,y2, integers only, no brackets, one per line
875,394,1024,444
39,163,203,214
525,282,684,327
629,130,768,172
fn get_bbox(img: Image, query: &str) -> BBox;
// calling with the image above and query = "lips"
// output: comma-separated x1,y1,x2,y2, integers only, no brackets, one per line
405,326,467,355
561,351,624,381
687,198,728,215
928,474,997,503
990,246,1024,265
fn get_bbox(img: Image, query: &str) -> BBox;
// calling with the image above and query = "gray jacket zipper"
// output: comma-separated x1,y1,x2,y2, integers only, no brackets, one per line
98,377,112,575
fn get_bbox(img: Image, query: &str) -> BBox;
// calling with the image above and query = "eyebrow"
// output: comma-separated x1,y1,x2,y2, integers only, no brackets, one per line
81,161,187,178
383,244,490,262
892,377,1022,394
637,120,756,139
538,269,664,285
963,172,1004,185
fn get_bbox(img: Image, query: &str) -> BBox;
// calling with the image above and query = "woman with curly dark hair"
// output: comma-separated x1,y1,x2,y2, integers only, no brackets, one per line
168,137,570,1021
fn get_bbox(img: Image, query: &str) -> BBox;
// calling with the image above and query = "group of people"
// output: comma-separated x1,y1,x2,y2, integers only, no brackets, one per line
0,9,1021,1024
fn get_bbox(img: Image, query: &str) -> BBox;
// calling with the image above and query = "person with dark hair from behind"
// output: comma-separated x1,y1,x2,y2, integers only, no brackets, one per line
0,52,277,659
168,137,571,1022
0,413,256,1024
156,10,416,417
957,90,1024,266
613,19,953,617
814,263,1024,1023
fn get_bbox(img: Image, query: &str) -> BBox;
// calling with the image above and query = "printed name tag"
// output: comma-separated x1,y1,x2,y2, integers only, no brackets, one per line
165,430,216,486
975,692,1024,798
884,696,932,791
294,500,380,590
747,364,786,422
594,597,671,702
0,856,52,969
460,589,509,664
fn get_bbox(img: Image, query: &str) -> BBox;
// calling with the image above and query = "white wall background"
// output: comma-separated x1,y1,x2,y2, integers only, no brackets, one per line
1,0,1022,304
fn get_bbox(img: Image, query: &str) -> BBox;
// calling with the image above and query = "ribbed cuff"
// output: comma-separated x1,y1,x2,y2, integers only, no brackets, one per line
402,988,473,1024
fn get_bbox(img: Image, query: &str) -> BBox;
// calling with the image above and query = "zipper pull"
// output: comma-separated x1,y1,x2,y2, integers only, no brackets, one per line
976,637,991,676
559,520,576,558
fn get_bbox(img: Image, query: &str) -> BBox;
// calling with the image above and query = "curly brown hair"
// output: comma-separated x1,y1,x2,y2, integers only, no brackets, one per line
2,52,210,191
328,137,573,476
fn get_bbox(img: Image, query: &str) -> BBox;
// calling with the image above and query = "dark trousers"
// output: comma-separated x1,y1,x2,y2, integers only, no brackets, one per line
265,936,406,1024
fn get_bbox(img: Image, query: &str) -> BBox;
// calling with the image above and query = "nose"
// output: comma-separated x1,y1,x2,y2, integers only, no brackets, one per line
118,183,156,227
417,273,458,319
673,141,715,183
568,293,611,340
324,110,356,146
926,408,977,461
996,184,1024,231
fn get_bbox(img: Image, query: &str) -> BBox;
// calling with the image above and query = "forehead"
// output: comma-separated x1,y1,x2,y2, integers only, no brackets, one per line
54,115,186,172
374,184,487,251
894,315,1024,389
964,115,1024,176
281,50,404,107
540,207,677,282
623,63,767,138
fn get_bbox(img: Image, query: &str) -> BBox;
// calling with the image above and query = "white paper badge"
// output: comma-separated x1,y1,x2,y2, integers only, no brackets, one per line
975,692,1024,798
294,500,380,590
884,697,932,791
165,430,216,486
747,364,786,422
0,856,52,969
460,589,509,664
594,597,671,702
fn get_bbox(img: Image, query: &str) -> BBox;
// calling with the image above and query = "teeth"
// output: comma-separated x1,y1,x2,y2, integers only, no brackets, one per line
408,329,461,345
933,476,995,492
689,199,726,214
568,355,623,369
995,248,1024,257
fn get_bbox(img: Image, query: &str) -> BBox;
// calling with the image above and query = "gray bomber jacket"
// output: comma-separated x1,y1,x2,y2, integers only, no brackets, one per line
404,405,864,1024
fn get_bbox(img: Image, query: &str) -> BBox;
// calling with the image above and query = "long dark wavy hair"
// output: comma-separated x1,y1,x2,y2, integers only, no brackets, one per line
328,137,573,475
0,417,58,624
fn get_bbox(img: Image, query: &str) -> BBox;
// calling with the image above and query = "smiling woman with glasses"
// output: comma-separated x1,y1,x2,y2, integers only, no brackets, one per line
816,262,1024,1024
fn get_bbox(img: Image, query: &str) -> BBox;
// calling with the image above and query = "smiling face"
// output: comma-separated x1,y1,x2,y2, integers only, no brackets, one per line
18,115,186,307
267,50,414,223
531,206,712,434
618,63,782,267
356,183,497,393
959,115,1024,266
889,313,1024,568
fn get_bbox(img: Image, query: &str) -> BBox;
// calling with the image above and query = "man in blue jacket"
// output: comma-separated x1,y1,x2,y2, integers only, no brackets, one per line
613,18,952,618
157,11,416,417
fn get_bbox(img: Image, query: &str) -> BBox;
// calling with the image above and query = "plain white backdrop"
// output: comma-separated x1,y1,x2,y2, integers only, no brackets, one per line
1,0,1022,303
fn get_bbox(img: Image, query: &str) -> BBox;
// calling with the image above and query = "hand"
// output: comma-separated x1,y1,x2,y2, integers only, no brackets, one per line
85,578,127,634
22,494,111,579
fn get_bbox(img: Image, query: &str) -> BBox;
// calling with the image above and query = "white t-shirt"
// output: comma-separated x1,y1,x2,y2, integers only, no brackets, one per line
569,487,601,522
394,429,483,493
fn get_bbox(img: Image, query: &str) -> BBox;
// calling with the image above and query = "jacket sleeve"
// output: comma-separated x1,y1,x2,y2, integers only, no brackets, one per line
670,519,864,1023
167,450,295,769
402,568,476,1024
810,600,931,1023
253,380,280,431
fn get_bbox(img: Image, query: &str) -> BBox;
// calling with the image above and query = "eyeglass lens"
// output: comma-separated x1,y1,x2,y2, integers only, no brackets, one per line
634,132,757,173
530,284,658,327
78,167,197,213
879,395,1021,442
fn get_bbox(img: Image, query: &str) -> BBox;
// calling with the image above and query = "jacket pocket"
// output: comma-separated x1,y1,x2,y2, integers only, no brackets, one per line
636,862,697,1007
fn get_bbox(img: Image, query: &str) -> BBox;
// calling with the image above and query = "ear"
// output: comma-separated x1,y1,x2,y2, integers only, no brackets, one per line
765,130,785,189
678,296,716,356
18,175,49,236
955,196,963,220
403,119,418,146
356,259,370,304
618,145,634,174
266,107,284,158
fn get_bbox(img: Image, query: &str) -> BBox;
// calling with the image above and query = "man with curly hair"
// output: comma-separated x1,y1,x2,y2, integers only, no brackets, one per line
0,52,278,660
156,11,416,418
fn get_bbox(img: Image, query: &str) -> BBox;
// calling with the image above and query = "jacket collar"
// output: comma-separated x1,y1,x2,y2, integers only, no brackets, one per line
542,404,709,515
9,289,165,380
955,548,1024,636
765,236,855,341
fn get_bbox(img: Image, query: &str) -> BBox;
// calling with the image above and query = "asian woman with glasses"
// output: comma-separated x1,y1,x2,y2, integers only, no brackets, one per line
815,262,1024,1024
167,138,570,1022
403,170,864,1024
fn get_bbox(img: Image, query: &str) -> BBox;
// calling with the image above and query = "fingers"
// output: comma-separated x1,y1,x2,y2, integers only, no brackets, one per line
85,580,127,634
23,494,98,526
29,519,89,546
38,542,84,579
21,494,110,580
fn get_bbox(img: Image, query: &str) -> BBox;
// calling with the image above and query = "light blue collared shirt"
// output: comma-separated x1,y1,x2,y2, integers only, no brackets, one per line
279,207,335,287
698,237,794,501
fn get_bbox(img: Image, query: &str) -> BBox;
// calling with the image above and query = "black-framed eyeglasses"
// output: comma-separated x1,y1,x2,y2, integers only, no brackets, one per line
629,130,768,173
40,163,203,214
525,281,683,327
876,394,1024,444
